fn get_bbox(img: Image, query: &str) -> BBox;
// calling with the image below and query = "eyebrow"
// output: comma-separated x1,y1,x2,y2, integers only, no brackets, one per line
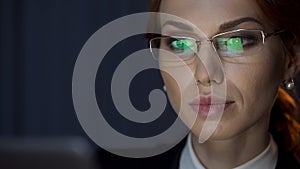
162,20,194,31
161,17,263,33
219,17,263,31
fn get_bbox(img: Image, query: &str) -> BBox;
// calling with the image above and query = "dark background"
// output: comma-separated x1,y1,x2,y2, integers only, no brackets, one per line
0,0,153,137
0,2,179,167
0,3,180,167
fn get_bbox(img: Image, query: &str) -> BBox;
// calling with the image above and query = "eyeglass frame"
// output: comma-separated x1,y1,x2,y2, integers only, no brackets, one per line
149,28,285,58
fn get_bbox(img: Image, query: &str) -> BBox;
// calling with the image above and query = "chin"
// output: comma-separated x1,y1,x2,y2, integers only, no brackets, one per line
190,120,242,142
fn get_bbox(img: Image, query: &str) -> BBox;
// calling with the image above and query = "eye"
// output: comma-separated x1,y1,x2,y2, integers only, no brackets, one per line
169,38,196,51
214,31,262,57
216,37,243,53
234,35,259,47
165,37,197,59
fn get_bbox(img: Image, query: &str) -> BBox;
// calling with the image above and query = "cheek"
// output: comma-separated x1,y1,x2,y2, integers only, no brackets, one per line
224,47,286,120
159,62,198,113
227,62,279,111
160,71,182,112
229,63,279,97
209,48,287,137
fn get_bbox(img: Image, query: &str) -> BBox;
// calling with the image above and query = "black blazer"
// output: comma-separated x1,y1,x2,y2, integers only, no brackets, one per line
97,138,300,169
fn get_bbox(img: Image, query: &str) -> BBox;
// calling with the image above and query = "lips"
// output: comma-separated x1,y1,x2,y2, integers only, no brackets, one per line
189,96,235,116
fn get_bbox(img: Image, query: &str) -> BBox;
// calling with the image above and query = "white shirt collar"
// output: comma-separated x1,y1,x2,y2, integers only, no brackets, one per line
179,133,278,169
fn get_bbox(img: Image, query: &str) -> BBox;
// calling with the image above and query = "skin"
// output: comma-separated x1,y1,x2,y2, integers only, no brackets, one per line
157,0,297,168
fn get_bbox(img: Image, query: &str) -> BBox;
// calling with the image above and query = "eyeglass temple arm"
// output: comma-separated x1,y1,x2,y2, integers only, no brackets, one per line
265,30,286,38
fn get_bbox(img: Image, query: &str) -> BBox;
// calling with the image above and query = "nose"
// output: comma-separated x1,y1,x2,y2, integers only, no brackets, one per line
194,43,224,86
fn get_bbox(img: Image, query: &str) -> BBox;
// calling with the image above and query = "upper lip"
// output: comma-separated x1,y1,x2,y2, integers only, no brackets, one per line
189,95,234,105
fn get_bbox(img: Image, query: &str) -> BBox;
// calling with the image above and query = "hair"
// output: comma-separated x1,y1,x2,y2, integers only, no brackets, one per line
148,0,300,162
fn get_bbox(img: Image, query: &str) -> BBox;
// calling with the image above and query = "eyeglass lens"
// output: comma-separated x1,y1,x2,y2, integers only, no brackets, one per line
150,30,264,61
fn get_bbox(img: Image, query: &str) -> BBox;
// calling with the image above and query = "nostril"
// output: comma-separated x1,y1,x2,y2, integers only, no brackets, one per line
195,79,212,86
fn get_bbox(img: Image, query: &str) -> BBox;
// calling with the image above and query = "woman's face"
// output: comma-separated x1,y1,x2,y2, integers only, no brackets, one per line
158,0,291,140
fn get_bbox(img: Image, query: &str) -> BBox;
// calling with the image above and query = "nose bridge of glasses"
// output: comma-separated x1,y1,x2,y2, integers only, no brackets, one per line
195,39,218,56
194,36,224,78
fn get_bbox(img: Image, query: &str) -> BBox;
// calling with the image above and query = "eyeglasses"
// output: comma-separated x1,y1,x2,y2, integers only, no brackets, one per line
149,29,284,62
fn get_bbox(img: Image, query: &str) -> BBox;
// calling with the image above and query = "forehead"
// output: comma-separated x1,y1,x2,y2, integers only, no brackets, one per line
159,0,269,34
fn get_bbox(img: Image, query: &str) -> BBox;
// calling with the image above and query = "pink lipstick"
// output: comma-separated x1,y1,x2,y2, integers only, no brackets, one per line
189,96,234,116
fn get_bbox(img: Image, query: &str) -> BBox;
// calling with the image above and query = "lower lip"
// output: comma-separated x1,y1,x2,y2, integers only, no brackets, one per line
189,103,234,116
